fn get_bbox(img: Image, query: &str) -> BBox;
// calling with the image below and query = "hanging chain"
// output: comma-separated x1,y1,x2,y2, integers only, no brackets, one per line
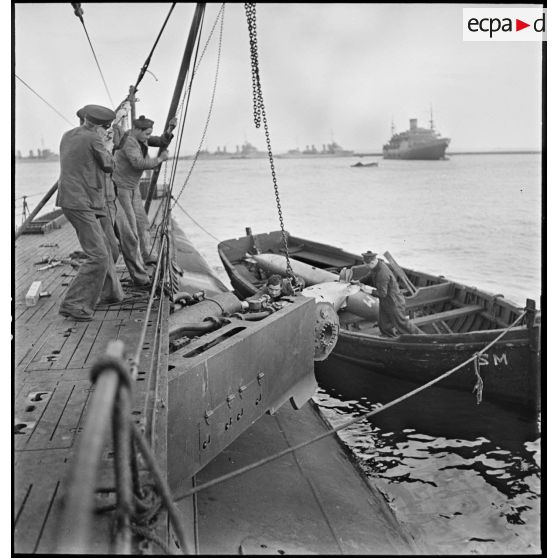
244,3,294,280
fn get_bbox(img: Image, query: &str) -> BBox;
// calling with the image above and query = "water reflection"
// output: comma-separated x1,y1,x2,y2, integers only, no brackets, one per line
314,357,541,554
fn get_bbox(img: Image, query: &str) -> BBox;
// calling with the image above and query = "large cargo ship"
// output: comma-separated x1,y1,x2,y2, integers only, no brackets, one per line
383,117,450,160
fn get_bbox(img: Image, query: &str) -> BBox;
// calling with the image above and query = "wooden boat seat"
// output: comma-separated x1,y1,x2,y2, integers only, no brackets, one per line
405,282,455,310
411,304,483,327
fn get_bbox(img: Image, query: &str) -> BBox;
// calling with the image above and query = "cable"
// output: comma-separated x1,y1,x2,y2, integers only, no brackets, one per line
172,196,220,242
173,310,528,503
15,75,74,126
71,4,115,107
169,4,226,211
134,3,177,91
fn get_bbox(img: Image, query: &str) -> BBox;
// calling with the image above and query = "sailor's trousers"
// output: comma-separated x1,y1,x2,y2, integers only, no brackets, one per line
60,208,123,314
105,198,150,284
117,187,153,262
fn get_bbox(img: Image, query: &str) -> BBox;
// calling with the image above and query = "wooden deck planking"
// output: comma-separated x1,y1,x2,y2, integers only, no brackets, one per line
14,203,173,554
15,320,53,369
25,319,80,372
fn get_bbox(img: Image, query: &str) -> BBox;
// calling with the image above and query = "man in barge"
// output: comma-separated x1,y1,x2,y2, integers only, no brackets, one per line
355,251,421,337
56,104,123,321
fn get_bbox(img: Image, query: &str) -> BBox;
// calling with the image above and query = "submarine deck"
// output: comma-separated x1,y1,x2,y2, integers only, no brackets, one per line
14,210,420,554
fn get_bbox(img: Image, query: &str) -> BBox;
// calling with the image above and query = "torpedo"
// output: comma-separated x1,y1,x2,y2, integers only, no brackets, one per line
248,253,337,285
248,253,380,321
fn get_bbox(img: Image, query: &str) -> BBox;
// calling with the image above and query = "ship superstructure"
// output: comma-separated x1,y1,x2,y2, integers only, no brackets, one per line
383,116,450,160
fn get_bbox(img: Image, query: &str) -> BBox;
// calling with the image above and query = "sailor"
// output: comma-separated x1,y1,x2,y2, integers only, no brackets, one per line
113,115,176,265
79,105,152,287
353,251,421,337
56,104,124,321
250,274,304,301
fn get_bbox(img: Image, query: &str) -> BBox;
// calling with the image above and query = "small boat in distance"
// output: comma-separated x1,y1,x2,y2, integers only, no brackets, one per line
351,161,378,168
383,113,450,160
218,230,540,413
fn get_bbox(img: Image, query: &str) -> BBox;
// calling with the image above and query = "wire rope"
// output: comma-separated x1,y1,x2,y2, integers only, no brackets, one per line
173,310,529,502
71,4,115,107
15,75,74,126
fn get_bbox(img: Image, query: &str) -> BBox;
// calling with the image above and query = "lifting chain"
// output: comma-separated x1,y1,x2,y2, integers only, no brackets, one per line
244,3,295,280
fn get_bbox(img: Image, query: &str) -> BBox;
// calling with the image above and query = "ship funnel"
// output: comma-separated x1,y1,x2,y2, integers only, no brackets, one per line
409,118,418,130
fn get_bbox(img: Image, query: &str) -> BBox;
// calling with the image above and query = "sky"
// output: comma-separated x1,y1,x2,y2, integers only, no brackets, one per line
12,2,544,156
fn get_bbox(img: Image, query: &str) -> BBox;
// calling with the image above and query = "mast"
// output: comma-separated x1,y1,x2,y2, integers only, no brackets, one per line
429,105,434,130
144,3,206,214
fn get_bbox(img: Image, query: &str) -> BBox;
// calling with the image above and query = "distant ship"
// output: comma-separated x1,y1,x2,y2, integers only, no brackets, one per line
278,141,354,158
383,116,450,160
16,148,59,163
230,141,268,159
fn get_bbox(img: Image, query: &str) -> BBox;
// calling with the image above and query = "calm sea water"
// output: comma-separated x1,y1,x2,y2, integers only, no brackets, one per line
15,153,542,553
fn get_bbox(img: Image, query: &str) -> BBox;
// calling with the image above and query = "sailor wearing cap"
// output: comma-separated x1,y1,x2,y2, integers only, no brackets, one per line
56,104,124,321
112,114,176,265
84,104,152,287
353,250,421,337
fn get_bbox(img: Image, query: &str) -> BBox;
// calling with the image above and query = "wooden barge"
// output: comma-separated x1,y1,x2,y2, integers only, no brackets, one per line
218,230,541,413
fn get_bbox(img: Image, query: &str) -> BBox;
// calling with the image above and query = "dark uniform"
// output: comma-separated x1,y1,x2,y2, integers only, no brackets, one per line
360,259,421,337
56,105,123,321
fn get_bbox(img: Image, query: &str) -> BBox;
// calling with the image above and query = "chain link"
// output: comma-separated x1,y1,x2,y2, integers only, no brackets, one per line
244,3,294,279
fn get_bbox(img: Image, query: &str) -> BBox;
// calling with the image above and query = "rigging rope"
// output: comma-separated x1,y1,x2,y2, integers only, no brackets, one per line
129,234,169,381
172,196,221,242
71,3,115,107
134,3,177,91
15,75,74,126
148,5,213,243
244,3,295,280
169,3,226,212
173,310,528,502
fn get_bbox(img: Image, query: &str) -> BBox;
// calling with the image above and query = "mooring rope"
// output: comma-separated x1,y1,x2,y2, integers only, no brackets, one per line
173,309,528,502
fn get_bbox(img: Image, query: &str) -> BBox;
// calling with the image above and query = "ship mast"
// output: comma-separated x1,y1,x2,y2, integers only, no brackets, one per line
144,3,206,214
429,105,434,130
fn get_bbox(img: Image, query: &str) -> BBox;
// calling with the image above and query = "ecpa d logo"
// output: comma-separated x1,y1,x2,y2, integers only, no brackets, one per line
463,8,546,41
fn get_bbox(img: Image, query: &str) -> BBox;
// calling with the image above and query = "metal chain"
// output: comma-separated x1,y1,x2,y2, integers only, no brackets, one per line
244,3,294,279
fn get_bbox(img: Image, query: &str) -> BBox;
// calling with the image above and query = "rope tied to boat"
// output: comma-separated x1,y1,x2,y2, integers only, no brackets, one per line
173,309,529,503
244,3,296,282
472,352,484,404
